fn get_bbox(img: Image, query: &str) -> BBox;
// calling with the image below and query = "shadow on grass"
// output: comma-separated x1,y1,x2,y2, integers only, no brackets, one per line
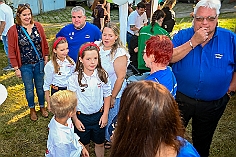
0,111,52,156
0,78,52,156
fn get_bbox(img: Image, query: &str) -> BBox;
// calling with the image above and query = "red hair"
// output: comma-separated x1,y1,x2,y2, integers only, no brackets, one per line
145,35,173,65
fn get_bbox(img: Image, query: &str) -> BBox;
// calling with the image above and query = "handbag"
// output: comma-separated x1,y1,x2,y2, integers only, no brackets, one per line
20,26,44,73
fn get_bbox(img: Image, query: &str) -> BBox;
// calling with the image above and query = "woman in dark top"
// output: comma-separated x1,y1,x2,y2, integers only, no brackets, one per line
161,0,176,33
91,0,105,30
8,4,49,121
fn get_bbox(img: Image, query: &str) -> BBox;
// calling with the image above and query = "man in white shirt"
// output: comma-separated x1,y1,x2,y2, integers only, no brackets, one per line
127,2,148,47
0,0,14,71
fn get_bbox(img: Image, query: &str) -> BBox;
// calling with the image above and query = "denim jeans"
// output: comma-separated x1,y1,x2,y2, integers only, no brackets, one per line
20,62,45,108
105,97,121,141
2,35,11,66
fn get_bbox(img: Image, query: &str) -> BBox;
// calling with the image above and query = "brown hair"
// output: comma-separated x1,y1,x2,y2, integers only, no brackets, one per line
150,10,166,33
51,37,74,73
75,42,108,87
50,90,77,118
91,0,105,11
110,81,185,157
16,4,34,25
162,0,177,9
145,35,173,66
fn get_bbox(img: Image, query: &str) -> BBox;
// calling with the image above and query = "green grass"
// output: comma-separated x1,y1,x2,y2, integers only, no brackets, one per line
0,7,235,157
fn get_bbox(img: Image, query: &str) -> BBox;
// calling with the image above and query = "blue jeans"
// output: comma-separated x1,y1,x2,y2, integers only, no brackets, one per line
2,35,11,66
105,97,121,141
20,62,45,108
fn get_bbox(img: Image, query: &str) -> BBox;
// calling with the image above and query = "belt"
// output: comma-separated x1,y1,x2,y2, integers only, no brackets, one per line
51,85,67,90
177,91,208,103
193,99,207,102
77,108,103,115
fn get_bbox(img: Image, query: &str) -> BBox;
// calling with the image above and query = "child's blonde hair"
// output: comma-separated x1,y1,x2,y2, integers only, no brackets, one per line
51,37,75,73
50,90,77,118
75,42,108,87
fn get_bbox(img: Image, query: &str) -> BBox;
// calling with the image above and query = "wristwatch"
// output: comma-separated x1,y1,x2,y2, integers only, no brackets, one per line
228,91,235,97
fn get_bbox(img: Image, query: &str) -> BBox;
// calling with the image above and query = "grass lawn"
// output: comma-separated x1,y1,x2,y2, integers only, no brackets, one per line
0,6,235,157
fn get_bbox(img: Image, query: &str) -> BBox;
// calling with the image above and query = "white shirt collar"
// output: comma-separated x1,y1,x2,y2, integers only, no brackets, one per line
49,116,72,134
83,69,98,78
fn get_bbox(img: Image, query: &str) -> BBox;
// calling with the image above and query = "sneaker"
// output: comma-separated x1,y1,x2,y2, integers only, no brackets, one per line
3,65,14,71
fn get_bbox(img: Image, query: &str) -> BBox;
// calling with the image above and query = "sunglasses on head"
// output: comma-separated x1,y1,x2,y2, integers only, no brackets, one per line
18,3,30,8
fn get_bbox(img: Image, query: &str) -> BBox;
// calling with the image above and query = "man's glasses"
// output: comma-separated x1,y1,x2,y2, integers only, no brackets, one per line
18,3,30,8
194,15,217,22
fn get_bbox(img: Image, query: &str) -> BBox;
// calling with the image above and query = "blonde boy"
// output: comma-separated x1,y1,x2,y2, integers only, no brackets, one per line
45,90,89,157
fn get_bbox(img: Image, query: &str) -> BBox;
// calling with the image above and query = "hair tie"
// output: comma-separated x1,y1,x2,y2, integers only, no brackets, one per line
79,42,100,57
53,37,66,49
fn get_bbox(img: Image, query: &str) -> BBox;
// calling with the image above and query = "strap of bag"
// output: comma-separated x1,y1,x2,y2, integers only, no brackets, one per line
20,26,42,60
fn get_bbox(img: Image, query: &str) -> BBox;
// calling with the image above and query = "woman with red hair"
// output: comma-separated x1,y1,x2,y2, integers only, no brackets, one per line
143,35,177,97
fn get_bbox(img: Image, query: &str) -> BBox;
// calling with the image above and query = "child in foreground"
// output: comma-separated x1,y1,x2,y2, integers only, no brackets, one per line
68,42,111,157
45,90,89,157
43,37,75,111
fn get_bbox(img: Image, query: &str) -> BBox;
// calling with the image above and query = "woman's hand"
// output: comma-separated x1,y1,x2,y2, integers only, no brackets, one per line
15,69,22,78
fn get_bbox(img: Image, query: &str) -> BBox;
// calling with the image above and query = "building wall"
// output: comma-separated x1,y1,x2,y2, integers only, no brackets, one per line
42,0,66,12
11,0,66,15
